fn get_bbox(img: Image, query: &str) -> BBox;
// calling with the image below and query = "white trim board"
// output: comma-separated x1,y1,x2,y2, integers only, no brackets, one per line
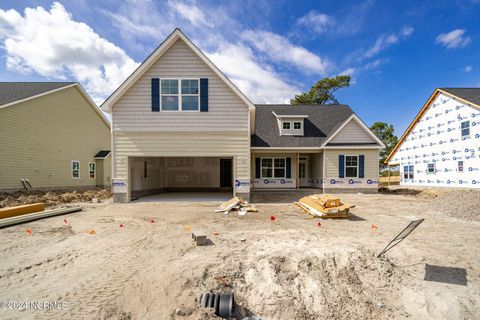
101,28,256,113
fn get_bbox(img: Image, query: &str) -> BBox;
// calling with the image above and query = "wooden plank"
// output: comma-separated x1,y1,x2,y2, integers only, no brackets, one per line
0,207,82,228
0,203,45,219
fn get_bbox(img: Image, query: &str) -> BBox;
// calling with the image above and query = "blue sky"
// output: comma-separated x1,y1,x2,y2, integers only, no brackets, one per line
0,0,479,135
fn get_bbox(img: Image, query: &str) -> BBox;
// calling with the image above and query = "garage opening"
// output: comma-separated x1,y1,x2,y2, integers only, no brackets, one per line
129,156,233,200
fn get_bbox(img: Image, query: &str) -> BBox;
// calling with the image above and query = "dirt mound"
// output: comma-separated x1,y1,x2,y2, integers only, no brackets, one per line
427,189,480,222
0,189,112,208
170,247,408,320
379,187,423,196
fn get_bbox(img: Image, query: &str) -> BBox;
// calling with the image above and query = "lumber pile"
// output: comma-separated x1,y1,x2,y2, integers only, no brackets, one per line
215,196,257,215
0,203,45,219
295,194,354,219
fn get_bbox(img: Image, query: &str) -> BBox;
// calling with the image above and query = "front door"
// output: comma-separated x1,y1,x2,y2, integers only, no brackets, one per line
299,157,310,187
219,159,233,189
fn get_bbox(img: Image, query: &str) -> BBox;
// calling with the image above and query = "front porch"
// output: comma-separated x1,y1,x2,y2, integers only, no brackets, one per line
251,150,324,191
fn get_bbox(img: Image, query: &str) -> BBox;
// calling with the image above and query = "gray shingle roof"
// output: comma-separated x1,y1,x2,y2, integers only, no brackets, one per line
0,82,75,106
440,88,480,106
252,104,354,147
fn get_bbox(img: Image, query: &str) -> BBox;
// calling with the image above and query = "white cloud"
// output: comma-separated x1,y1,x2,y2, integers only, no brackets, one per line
436,29,471,49
241,30,330,75
0,2,139,103
465,65,473,73
364,26,414,58
297,10,332,34
207,43,299,104
167,0,214,28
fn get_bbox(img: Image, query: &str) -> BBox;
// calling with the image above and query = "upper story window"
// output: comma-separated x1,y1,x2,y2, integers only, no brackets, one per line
461,120,470,139
281,120,303,135
161,79,199,111
458,161,464,173
345,155,358,178
427,162,435,174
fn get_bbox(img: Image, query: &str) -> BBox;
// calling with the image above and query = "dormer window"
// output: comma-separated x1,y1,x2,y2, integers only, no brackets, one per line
272,111,308,136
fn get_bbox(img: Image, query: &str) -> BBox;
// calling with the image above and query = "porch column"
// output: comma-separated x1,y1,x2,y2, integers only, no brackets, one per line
296,152,300,189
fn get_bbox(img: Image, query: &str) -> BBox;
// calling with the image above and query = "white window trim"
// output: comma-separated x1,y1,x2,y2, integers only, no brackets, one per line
344,155,359,178
260,157,287,179
72,160,80,179
160,78,200,112
427,162,435,174
282,121,291,130
88,162,96,179
280,120,304,136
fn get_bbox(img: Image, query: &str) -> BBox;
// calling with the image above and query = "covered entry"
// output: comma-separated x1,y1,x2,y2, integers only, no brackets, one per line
128,156,233,199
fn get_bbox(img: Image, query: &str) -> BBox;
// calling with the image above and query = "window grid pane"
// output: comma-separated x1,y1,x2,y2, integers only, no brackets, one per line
161,80,178,94
294,122,301,130
162,96,179,110
182,96,199,110
181,79,199,94
283,122,290,129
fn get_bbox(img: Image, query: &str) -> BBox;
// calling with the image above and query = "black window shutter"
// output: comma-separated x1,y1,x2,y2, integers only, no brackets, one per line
339,155,345,178
255,158,260,178
286,158,291,178
200,78,208,112
359,155,365,178
151,78,159,112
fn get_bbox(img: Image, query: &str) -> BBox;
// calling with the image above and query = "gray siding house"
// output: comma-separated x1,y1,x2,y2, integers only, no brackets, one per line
102,29,384,202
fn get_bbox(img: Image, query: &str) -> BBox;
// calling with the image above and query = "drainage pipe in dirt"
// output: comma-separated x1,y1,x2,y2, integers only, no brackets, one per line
199,293,234,319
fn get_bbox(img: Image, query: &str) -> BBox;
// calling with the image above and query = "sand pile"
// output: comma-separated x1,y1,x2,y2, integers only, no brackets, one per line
427,189,480,222
120,246,409,320
205,248,406,320
0,189,112,208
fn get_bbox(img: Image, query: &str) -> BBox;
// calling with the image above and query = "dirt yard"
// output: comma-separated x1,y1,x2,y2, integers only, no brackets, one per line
0,191,479,320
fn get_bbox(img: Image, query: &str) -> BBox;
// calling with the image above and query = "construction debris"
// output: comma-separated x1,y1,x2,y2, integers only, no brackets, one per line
215,196,257,215
295,194,355,219
0,202,45,219
192,229,208,246
0,206,82,228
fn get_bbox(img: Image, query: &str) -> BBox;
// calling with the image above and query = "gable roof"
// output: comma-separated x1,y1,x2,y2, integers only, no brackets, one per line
0,82,74,107
252,105,354,148
101,28,255,112
440,88,480,107
321,114,385,148
0,82,111,128
385,87,480,164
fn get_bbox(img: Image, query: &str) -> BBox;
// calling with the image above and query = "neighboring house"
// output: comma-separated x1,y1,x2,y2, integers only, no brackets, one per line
0,82,112,191
102,29,384,202
386,88,480,188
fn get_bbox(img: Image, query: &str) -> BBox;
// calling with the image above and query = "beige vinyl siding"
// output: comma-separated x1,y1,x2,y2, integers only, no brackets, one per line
113,131,250,179
324,149,379,178
113,39,249,132
330,119,377,144
0,86,111,190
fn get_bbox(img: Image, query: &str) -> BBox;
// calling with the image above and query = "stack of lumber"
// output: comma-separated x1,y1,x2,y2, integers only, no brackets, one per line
295,194,354,219
215,196,258,215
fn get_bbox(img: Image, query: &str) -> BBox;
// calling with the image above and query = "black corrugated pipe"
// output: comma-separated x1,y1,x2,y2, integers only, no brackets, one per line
199,293,234,319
